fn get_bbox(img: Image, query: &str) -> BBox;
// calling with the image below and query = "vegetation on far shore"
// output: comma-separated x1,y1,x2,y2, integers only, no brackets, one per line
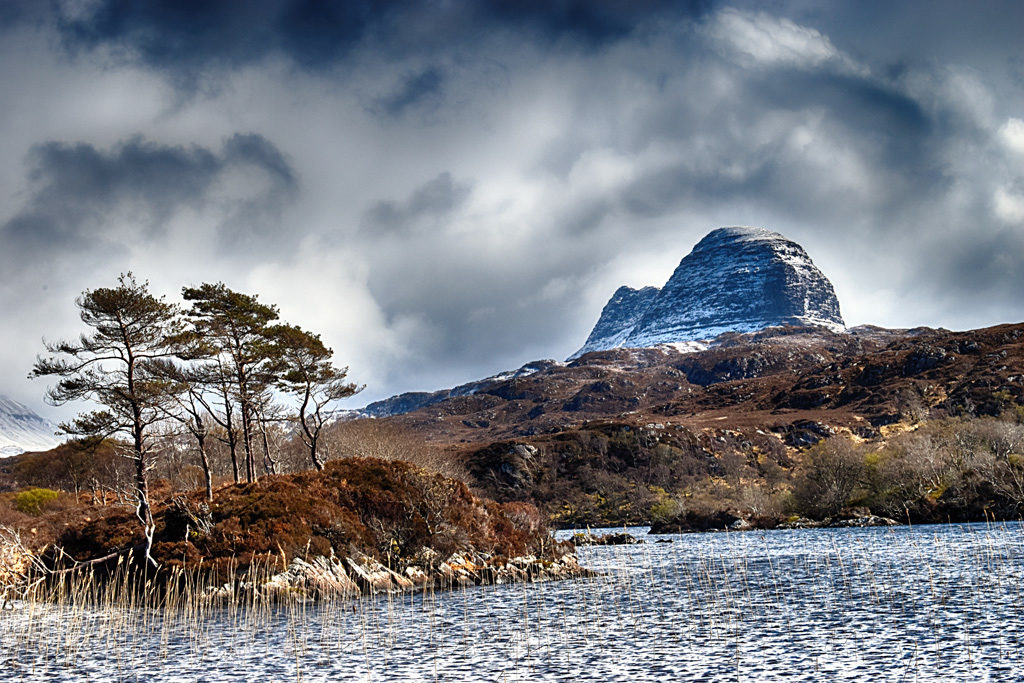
5,404,1024,573
467,408,1024,530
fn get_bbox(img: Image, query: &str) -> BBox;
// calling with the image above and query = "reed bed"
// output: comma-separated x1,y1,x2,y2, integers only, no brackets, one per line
2,521,1022,681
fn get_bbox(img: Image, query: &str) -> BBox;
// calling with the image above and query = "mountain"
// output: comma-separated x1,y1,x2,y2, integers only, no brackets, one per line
571,226,844,358
0,394,61,457
358,226,843,419
359,360,563,419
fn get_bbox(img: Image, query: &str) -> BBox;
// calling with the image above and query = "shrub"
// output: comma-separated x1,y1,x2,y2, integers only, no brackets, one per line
791,437,866,518
14,487,61,515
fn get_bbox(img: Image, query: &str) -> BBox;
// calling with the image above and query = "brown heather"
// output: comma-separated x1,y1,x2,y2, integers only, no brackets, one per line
46,457,556,583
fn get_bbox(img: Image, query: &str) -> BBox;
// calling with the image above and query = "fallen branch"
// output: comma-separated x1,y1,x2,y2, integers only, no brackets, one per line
46,541,148,575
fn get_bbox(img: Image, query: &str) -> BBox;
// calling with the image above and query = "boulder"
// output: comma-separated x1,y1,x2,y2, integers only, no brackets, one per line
571,532,644,546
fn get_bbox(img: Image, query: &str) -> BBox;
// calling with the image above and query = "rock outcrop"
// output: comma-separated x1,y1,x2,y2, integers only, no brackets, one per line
571,531,643,546
216,550,590,601
573,286,661,358
572,227,845,358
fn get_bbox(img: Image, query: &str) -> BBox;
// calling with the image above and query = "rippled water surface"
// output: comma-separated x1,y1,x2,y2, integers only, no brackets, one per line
3,522,1023,681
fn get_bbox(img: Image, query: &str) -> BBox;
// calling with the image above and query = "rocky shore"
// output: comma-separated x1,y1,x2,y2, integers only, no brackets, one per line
1,541,590,602
648,510,900,534
243,549,590,600
1,458,593,601
776,515,900,530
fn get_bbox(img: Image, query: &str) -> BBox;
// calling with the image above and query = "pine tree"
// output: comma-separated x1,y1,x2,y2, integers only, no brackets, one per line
269,324,362,470
31,273,188,567
181,283,279,482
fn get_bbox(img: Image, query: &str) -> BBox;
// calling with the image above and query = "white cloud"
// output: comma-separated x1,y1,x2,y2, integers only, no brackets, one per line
994,186,1024,224
704,8,863,74
1001,118,1024,156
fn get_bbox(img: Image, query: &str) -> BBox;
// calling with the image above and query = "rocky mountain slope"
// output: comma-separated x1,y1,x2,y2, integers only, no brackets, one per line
0,395,60,457
573,285,661,357
572,227,844,358
364,322,1024,526
386,323,989,447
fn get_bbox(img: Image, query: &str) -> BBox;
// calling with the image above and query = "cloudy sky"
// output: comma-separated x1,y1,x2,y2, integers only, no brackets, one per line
1,1,1022,417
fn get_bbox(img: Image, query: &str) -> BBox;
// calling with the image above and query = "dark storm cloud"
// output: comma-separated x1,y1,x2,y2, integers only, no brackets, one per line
477,0,714,46
374,67,445,118
221,134,296,188
363,172,472,235
609,65,950,228
0,1,30,27
753,72,930,139
0,134,297,266
28,138,220,222
38,0,716,90
56,1,386,67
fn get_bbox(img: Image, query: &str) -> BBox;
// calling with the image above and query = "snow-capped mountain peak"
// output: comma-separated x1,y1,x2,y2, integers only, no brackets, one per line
571,226,844,358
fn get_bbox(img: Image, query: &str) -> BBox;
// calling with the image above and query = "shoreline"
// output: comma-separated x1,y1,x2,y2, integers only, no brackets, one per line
561,515,1024,540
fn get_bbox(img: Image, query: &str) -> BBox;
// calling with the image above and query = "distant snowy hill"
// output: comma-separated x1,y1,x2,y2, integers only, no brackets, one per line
0,394,61,456
571,226,844,358
356,360,564,419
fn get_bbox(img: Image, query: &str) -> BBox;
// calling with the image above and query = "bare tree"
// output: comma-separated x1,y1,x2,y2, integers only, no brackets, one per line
157,365,218,501
974,419,1024,512
252,388,288,475
323,419,464,479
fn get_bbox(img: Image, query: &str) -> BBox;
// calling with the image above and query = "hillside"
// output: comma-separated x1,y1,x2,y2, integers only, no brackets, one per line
6,320,1024,549
382,323,1019,443
355,322,1024,526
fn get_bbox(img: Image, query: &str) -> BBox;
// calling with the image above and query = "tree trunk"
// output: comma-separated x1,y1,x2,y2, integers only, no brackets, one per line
195,419,213,502
222,392,240,484
298,388,323,471
258,411,278,475
132,421,157,569
127,350,157,569
310,435,324,471
240,395,256,483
